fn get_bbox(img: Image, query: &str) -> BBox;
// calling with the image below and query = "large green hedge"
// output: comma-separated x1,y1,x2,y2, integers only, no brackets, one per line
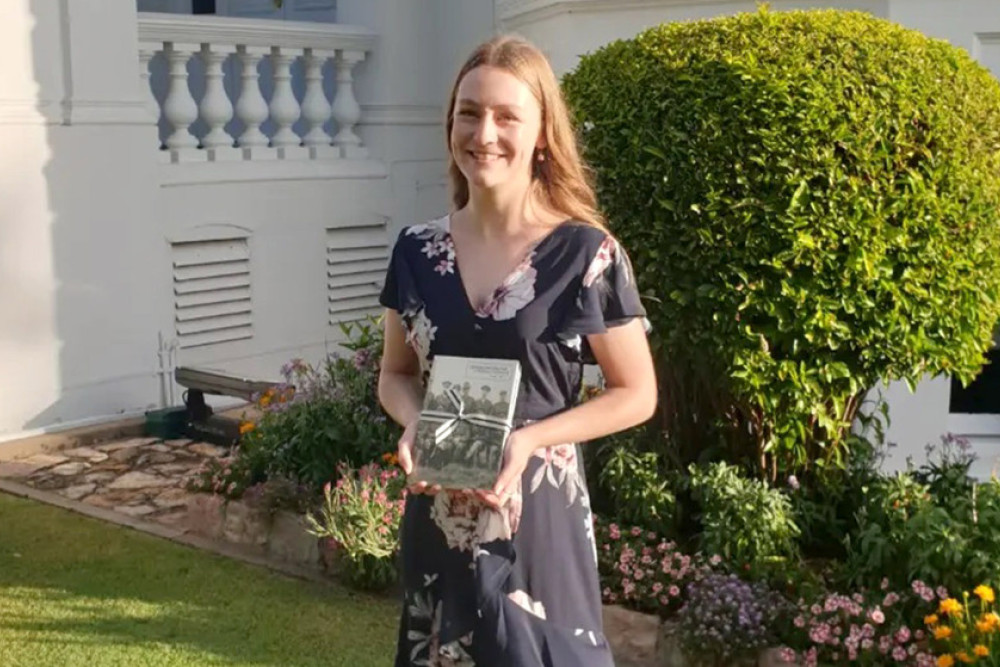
563,9,1000,475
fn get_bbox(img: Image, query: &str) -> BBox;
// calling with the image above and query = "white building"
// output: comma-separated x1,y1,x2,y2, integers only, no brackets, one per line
1,0,997,476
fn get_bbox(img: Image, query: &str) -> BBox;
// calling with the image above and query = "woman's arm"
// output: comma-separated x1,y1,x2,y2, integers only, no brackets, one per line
377,309,424,474
490,317,657,504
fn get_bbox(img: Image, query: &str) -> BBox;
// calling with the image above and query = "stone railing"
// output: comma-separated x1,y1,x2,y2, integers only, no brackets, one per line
137,13,375,163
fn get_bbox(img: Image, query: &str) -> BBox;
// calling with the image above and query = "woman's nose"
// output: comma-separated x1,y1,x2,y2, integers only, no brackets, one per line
473,114,498,144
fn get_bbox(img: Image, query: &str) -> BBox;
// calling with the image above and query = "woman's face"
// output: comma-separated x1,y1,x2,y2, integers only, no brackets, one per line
450,66,544,193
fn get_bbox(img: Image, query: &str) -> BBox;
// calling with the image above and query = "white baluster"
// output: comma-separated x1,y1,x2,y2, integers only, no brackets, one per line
235,45,272,160
269,46,306,158
302,48,335,159
162,42,201,159
138,43,160,123
331,49,367,159
199,43,237,160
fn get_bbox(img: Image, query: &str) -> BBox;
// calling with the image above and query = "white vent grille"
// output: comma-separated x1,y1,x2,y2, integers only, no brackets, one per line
172,237,253,348
327,222,389,324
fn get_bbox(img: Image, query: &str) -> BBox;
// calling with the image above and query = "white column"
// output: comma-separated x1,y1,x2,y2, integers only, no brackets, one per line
235,45,271,159
301,48,335,158
162,42,200,156
138,44,160,123
331,49,367,158
199,43,237,158
269,46,305,158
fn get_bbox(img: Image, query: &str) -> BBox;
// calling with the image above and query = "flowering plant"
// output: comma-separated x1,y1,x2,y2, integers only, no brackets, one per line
777,579,939,666
232,318,399,491
677,573,785,665
305,461,406,591
926,585,1000,666
595,518,718,616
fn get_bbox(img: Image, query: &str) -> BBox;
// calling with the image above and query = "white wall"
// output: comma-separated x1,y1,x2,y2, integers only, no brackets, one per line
1,1,165,442
0,0,461,444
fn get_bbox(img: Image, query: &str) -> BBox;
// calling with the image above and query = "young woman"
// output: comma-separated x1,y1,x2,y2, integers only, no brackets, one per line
378,35,657,666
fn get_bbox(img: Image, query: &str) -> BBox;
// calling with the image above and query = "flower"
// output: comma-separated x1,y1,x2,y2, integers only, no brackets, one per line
974,585,995,604
939,598,962,615
239,421,255,435
933,626,953,640
956,652,973,664
937,656,954,667
926,615,940,626
974,645,989,658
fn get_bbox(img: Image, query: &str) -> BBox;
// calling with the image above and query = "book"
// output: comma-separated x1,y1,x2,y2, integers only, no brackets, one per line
410,355,522,490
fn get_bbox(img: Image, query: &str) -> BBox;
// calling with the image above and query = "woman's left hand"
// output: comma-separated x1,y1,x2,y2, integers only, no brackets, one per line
481,430,536,509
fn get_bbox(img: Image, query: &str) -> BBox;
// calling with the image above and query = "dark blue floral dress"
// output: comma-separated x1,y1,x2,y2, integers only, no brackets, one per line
379,215,646,666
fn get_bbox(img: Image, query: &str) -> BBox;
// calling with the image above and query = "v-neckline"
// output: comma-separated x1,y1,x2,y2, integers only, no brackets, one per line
444,213,569,318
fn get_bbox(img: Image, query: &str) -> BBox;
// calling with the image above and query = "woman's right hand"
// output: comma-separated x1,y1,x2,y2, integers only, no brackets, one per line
398,419,441,495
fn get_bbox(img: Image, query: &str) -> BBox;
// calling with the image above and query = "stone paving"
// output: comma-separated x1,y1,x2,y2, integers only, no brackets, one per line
0,436,226,529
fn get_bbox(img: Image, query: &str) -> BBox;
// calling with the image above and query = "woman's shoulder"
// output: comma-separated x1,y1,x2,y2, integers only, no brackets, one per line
396,215,450,245
554,221,619,258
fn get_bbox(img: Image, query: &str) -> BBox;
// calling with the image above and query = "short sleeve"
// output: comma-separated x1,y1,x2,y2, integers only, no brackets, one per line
560,234,647,337
379,228,419,314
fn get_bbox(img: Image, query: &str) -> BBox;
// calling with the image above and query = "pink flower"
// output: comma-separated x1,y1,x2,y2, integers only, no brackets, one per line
794,615,806,628
652,583,663,594
881,577,890,591
883,592,900,607
778,648,797,664
936,586,949,600
630,526,642,537
669,585,680,597
869,609,885,625
659,595,669,605
895,626,911,644
892,646,907,661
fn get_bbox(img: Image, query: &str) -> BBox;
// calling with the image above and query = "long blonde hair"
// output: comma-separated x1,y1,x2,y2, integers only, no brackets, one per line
445,35,607,231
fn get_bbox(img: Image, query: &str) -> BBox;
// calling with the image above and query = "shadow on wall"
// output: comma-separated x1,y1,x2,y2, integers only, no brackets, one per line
17,0,167,434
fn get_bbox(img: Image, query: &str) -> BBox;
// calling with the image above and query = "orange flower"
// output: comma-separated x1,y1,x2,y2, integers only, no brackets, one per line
239,421,255,435
937,655,954,667
940,598,963,615
956,652,973,664
974,645,989,658
926,614,940,626
974,585,996,604
934,626,953,640
976,617,993,633
382,452,399,466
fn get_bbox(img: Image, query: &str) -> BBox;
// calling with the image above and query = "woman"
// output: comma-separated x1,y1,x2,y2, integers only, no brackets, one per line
378,35,657,666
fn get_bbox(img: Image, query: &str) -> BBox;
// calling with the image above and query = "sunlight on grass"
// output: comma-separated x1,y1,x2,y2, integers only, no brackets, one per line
0,492,398,666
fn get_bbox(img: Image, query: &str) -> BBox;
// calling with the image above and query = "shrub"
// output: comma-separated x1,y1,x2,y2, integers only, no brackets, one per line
677,573,786,665
235,318,399,490
595,433,678,537
688,462,800,574
842,443,1000,593
778,584,937,666
595,518,719,617
563,8,1000,477
305,462,406,592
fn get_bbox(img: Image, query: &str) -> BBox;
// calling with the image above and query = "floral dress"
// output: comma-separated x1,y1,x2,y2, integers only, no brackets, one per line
379,214,646,666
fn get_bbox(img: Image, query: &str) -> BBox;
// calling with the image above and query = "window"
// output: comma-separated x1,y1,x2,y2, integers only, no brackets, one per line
950,327,1000,414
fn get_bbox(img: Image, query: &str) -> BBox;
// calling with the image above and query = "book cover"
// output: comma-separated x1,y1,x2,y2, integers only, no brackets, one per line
410,355,521,490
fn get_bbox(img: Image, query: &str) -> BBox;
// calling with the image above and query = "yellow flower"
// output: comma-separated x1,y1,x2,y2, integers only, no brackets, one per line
926,614,940,626
239,421,255,435
937,655,954,667
940,598,964,615
974,645,989,658
957,652,973,664
934,626,953,640
977,617,993,633
975,585,996,604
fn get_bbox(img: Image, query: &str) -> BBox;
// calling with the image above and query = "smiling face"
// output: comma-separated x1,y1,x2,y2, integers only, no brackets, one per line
449,66,545,194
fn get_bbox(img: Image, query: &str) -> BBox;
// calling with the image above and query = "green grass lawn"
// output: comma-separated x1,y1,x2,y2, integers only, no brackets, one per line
0,492,398,666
